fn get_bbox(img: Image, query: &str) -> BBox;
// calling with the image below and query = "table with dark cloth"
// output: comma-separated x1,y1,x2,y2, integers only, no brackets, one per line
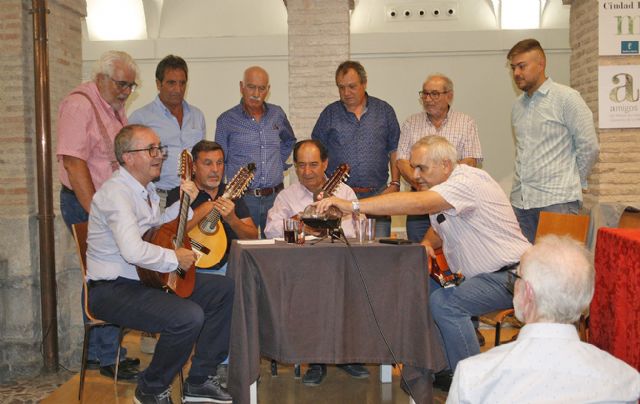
590,227,640,371
226,239,447,404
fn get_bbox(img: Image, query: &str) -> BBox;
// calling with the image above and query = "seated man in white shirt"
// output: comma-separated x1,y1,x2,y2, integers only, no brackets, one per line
447,235,640,404
265,139,364,386
264,139,356,239
86,124,233,404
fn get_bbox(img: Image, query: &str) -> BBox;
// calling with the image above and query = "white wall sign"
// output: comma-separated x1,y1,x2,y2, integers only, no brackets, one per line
599,0,640,56
599,65,640,128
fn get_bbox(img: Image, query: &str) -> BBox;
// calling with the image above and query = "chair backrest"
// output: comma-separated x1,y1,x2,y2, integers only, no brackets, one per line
619,208,640,229
534,211,590,245
71,222,99,322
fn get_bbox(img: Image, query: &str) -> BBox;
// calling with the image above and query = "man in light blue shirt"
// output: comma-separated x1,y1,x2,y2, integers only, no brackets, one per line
507,39,599,243
129,55,206,208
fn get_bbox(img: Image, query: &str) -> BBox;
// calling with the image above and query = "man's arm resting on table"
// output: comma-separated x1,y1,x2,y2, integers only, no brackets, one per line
62,155,96,213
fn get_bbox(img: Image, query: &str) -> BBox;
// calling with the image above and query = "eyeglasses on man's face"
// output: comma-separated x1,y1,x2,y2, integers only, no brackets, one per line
418,90,449,100
123,145,168,159
506,268,523,293
111,77,138,92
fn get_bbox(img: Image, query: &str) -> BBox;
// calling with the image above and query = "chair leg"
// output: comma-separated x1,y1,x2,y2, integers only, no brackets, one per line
114,327,125,385
78,324,92,400
294,364,301,379
270,360,278,376
495,322,502,347
179,368,184,399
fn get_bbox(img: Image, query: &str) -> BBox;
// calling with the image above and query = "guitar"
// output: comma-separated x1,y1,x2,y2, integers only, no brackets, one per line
430,248,464,288
188,163,256,268
137,150,196,298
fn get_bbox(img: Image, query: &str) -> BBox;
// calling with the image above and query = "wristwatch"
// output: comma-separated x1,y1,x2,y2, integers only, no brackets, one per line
351,200,360,215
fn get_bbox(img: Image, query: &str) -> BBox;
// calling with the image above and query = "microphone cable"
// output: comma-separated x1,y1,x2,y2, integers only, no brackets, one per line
339,229,417,402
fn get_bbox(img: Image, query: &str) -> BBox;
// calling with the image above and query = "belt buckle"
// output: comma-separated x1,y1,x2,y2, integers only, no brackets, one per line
252,188,262,197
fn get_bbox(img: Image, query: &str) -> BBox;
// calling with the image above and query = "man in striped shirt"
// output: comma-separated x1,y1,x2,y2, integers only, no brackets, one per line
508,38,599,243
315,136,531,391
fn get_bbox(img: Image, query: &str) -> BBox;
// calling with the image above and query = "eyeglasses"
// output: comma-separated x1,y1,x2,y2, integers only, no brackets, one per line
244,83,268,93
123,145,168,159
110,77,137,92
419,90,449,100
506,268,523,293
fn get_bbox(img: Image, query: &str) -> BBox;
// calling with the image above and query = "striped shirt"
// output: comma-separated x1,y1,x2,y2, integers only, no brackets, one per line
430,164,530,278
311,95,400,189
511,78,599,210
397,109,483,163
215,101,296,189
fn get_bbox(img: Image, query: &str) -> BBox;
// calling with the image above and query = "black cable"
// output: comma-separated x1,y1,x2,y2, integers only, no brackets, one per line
339,230,417,401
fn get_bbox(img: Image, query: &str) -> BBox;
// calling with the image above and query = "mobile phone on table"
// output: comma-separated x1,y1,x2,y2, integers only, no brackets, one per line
379,238,412,245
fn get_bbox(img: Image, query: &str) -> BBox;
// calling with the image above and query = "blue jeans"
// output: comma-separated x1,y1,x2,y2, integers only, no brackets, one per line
406,214,431,243
198,263,229,365
428,270,513,371
60,188,126,365
242,192,277,239
513,201,580,243
89,275,234,393
355,186,391,238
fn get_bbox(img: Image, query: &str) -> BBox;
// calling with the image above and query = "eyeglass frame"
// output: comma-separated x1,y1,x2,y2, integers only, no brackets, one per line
418,90,450,100
122,145,168,159
506,267,523,294
110,77,138,92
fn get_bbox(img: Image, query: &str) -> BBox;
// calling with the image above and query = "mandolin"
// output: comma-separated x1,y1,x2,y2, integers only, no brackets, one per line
188,163,256,268
430,248,464,288
136,150,196,297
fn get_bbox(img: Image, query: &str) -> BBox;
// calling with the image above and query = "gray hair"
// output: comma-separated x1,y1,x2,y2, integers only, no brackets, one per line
114,124,148,165
92,50,139,82
425,73,454,92
411,136,458,167
520,235,594,324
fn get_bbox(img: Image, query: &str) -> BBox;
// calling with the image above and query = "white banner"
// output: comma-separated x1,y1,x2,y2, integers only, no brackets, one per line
599,65,640,128
599,0,640,56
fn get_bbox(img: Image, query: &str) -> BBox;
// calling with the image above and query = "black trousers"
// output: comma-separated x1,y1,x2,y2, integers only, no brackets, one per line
89,273,234,393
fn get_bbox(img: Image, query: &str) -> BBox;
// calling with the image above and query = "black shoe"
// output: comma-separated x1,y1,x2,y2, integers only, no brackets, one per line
400,378,411,396
216,364,228,389
87,356,140,370
99,363,139,381
183,375,232,403
475,328,486,347
337,363,369,379
133,386,173,404
302,364,326,386
433,370,453,392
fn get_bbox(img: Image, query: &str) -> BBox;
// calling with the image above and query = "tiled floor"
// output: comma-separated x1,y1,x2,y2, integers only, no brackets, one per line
0,369,73,404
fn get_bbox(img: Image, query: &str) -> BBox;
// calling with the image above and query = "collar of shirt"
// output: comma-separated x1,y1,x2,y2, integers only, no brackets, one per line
86,81,127,123
525,77,553,100
240,99,269,119
117,166,159,205
517,323,580,342
154,95,191,118
340,92,369,118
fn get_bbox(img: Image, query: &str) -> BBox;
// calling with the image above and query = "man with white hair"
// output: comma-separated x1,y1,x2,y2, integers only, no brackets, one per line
447,235,640,403
315,135,530,392
57,50,140,380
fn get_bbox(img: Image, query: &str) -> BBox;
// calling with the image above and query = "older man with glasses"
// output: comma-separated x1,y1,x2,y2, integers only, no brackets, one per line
56,50,141,381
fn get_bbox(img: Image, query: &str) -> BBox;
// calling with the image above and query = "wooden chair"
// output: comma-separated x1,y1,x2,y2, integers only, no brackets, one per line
486,212,590,346
71,222,125,400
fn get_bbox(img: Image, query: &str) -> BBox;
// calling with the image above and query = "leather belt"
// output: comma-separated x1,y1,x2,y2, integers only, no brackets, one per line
87,279,115,288
351,187,376,193
61,184,75,195
250,183,283,197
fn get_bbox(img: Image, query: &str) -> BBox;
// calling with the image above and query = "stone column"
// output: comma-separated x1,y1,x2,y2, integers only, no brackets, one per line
0,0,85,382
568,0,640,206
286,0,352,138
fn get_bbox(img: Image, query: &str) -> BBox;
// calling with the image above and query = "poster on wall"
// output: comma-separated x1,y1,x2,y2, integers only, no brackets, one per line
599,65,640,128
599,0,640,55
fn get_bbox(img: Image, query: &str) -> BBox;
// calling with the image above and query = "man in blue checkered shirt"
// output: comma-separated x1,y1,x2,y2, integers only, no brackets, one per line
215,66,296,238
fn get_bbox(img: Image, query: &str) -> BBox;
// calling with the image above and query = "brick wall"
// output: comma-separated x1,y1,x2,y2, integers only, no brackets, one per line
0,0,85,382
286,0,350,139
569,0,640,206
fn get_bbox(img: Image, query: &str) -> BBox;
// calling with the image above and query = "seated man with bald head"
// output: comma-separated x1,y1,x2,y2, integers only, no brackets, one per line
447,235,640,403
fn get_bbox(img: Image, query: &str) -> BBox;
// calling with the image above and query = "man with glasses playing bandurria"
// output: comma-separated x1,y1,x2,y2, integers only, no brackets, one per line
448,235,640,403
57,50,141,381
215,66,296,239
86,124,234,404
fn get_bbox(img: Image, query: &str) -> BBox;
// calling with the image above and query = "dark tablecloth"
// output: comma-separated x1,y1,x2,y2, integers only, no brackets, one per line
590,228,640,371
226,239,447,404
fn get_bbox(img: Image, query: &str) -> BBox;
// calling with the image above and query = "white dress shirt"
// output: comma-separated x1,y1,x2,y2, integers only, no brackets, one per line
447,323,640,404
86,167,190,281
